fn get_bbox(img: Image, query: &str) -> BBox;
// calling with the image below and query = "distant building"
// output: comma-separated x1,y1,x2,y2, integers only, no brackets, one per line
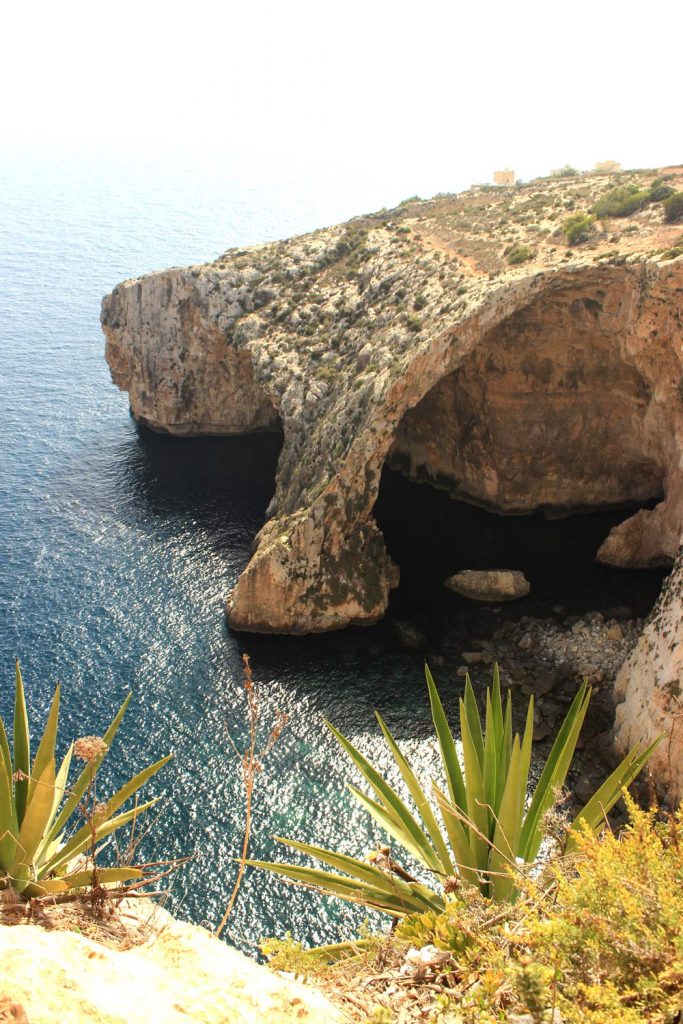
493,169,515,186
595,160,621,173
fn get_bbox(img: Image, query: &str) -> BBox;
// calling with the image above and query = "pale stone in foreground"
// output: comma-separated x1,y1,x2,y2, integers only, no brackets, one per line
0,903,344,1024
444,569,531,601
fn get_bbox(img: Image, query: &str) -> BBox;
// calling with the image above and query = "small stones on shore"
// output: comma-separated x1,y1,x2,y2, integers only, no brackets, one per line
439,608,644,778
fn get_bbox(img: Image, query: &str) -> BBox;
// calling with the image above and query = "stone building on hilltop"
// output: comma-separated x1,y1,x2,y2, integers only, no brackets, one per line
493,168,515,185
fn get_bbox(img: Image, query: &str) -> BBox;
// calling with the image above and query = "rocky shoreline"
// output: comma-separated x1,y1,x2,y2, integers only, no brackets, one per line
394,603,660,813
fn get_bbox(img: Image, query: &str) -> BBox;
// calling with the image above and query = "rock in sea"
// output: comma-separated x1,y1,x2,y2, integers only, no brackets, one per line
444,569,531,602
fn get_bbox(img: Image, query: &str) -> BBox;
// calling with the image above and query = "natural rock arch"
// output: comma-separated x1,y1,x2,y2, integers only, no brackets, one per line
102,186,683,798
227,263,683,636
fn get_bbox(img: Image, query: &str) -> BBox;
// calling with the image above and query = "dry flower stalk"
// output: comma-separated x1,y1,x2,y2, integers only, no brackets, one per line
216,654,288,937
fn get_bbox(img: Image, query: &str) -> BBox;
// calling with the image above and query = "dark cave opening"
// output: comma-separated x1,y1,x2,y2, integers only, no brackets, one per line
373,465,668,645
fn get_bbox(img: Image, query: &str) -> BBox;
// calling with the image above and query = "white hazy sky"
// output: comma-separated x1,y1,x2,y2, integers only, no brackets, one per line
2,0,680,198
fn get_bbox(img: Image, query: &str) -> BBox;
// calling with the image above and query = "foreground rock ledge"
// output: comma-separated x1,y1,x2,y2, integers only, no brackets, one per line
0,903,343,1024
103,167,683,797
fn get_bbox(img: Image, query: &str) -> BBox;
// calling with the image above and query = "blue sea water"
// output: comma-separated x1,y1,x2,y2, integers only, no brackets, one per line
0,145,445,950
1,145,668,952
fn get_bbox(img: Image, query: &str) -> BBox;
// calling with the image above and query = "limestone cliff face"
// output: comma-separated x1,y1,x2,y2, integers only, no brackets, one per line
103,166,683,787
104,269,279,435
614,556,683,804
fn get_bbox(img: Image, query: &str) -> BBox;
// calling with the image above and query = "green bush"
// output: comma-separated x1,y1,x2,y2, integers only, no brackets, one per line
562,213,595,245
505,244,534,265
270,799,683,1023
663,191,683,223
592,185,651,218
649,182,675,202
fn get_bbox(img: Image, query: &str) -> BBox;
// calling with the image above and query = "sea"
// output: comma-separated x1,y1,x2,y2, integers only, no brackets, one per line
0,145,461,951
0,144,666,952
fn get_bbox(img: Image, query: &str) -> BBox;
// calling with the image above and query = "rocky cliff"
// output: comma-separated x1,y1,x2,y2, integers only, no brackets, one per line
0,901,342,1024
103,166,683,797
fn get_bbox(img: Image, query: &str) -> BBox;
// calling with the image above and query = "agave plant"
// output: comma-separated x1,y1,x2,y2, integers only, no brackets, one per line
0,660,172,897
250,665,659,916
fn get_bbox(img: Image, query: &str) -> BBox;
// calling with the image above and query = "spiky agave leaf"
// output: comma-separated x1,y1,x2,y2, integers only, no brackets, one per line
326,721,442,874
253,666,659,920
518,681,591,861
45,691,134,847
374,712,454,875
0,664,172,898
41,750,171,878
566,736,662,851
13,661,30,827
248,835,445,917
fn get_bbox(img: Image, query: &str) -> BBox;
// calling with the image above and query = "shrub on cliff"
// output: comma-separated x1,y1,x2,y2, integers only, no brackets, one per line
556,165,580,177
0,660,171,898
664,191,683,223
592,184,651,218
397,799,683,1022
250,667,657,917
562,212,595,245
505,243,534,265
649,179,675,202
261,793,681,1023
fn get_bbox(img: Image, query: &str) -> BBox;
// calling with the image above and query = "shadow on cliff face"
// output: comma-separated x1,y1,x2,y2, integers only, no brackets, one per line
373,465,669,635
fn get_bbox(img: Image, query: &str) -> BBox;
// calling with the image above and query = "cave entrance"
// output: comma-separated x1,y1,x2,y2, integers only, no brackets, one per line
374,466,666,623
372,275,671,651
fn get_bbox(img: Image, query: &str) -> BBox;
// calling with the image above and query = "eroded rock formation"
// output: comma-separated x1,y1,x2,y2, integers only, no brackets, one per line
103,166,683,792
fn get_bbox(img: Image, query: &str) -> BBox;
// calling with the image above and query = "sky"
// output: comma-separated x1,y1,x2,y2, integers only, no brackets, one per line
1,0,680,200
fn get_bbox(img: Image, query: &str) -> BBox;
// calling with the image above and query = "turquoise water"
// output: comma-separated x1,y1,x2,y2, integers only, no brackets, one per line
0,145,448,950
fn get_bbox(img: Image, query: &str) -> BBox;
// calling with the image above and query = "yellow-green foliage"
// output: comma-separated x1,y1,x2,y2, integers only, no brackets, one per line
525,798,683,1023
403,797,683,1022
562,212,595,245
279,799,682,1023
664,192,683,223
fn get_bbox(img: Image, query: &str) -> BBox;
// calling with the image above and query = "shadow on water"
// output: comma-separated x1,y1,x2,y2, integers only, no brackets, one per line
118,425,435,726
116,424,284,531
97,428,669,722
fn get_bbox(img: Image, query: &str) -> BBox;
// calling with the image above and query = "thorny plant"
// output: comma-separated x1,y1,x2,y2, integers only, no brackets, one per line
250,666,660,917
215,654,288,937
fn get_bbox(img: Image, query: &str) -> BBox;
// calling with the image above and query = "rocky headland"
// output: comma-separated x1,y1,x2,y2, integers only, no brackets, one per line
103,166,683,798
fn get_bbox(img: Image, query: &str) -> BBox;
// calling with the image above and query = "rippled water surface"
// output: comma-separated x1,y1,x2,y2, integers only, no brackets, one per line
0,147,451,950
0,146,667,952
